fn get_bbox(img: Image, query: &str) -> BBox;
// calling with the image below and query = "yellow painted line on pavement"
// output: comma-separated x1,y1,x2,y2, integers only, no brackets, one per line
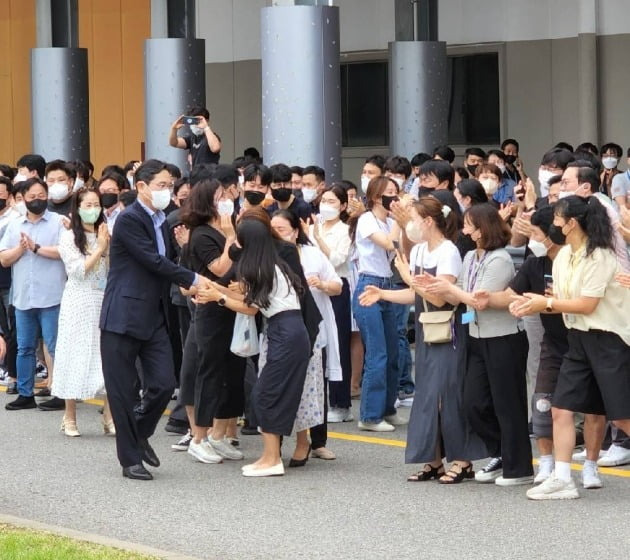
6,387,630,478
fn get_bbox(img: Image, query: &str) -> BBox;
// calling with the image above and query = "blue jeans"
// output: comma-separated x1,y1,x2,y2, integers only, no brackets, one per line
352,274,399,423
392,286,414,394
15,306,60,397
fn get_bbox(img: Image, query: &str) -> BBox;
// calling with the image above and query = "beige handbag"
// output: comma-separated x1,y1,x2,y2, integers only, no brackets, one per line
416,246,454,344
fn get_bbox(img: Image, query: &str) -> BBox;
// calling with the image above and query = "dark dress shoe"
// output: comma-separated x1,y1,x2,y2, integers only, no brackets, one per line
122,464,153,481
164,420,189,435
289,445,311,468
6,382,18,395
139,439,160,467
38,397,66,411
35,387,51,397
5,395,37,410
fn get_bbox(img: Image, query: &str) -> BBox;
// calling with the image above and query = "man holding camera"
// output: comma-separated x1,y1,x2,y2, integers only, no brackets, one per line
168,107,221,168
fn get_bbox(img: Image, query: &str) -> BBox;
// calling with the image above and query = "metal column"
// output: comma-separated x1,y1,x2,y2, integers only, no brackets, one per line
261,4,342,182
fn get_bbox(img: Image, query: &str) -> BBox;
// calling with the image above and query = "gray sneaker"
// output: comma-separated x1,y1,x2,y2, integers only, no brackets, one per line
526,474,579,500
208,436,244,460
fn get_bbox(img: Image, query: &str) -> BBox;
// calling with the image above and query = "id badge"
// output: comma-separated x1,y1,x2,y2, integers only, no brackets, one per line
462,310,475,325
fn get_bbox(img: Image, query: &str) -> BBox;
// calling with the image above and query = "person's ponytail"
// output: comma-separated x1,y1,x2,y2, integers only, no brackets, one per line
584,196,614,255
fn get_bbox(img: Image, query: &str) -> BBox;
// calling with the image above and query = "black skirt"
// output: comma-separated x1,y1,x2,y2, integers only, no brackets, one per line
252,310,310,435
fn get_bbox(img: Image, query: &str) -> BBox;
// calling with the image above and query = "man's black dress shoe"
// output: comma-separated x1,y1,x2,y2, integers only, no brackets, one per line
139,439,160,467
122,464,153,480
38,397,65,411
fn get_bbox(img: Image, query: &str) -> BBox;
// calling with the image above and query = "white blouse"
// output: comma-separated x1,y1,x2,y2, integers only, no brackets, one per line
309,219,351,279
259,265,301,318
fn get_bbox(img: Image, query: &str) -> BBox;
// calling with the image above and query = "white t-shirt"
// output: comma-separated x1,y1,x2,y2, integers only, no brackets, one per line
409,240,462,278
355,212,394,277
259,265,301,318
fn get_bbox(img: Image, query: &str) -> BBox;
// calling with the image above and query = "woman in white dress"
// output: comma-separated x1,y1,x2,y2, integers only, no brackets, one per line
271,210,342,467
52,189,113,437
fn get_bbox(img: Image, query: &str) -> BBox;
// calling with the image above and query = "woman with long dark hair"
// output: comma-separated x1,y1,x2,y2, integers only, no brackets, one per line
52,188,113,436
179,179,245,464
196,219,310,477
272,209,342,465
512,196,630,500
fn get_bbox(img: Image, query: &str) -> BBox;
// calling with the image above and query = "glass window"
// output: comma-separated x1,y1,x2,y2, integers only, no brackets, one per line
341,62,389,147
447,53,500,145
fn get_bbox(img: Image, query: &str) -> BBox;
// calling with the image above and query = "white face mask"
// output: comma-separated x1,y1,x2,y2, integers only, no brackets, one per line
190,125,204,136
302,188,318,203
217,198,235,217
238,174,245,186
528,239,548,258
538,169,557,192
73,178,84,192
319,203,340,221
558,190,572,200
127,174,134,188
360,175,370,192
15,201,26,216
49,183,69,201
480,178,499,196
602,157,618,170
393,177,404,189
150,188,172,210
405,220,424,243
497,163,506,173
13,173,27,184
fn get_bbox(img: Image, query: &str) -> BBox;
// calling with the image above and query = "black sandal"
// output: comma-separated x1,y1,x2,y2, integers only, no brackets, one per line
438,462,474,484
407,463,445,482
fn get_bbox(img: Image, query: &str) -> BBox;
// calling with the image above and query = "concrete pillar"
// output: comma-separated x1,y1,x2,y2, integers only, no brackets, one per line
388,41,448,159
261,4,342,181
31,0,89,161
577,0,598,144
144,0,205,168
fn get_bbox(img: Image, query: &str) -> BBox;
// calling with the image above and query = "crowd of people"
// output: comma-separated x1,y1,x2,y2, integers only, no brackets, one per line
1,105,630,498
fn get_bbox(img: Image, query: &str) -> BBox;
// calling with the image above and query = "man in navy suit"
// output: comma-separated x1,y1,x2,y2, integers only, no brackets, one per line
100,159,208,480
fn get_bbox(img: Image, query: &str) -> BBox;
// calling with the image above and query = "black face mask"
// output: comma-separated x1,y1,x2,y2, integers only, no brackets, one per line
243,190,266,206
26,199,47,215
101,193,119,209
504,155,517,165
271,187,292,203
228,243,243,262
0,199,7,211
467,165,478,176
548,224,566,245
382,195,399,211
417,187,434,198
292,188,304,200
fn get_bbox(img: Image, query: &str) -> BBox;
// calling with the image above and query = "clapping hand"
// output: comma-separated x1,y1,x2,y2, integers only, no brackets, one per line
509,292,546,317
299,217,311,239
358,285,381,307
97,222,110,251
417,274,451,297
394,252,413,286
499,201,513,222
219,214,236,241
472,290,490,311
390,200,411,229
347,198,365,218
174,224,190,248
20,232,34,252
307,275,323,291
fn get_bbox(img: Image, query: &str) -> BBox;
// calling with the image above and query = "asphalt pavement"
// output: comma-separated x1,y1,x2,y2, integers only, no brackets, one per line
0,391,629,560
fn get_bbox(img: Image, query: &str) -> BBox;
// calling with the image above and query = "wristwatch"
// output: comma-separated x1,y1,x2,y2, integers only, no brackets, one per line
33,244,41,254
545,298,553,312
217,295,227,307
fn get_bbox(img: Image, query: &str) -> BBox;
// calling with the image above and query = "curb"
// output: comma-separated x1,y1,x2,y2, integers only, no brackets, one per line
0,513,202,560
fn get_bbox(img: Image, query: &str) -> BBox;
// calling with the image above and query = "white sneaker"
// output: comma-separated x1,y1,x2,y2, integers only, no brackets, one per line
187,439,223,464
582,465,603,489
597,444,630,467
208,436,243,460
384,413,408,426
358,420,395,432
534,460,554,484
572,448,605,462
526,474,579,500
327,407,354,423
495,475,534,486
208,436,244,460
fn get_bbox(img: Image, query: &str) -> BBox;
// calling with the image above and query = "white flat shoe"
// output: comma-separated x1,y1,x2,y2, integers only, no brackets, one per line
242,462,285,477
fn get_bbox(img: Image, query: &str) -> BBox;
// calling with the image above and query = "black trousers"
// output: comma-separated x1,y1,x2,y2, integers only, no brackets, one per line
464,331,533,479
0,290,16,377
193,304,245,426
328,279,352,409
101,319,176,468
166,300,183,384
310,348,328,449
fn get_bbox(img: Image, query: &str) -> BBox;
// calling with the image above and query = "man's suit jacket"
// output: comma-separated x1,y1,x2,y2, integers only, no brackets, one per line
99,200,195,340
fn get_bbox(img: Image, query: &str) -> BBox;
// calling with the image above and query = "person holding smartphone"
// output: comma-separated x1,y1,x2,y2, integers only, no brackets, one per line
169,106,221,168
